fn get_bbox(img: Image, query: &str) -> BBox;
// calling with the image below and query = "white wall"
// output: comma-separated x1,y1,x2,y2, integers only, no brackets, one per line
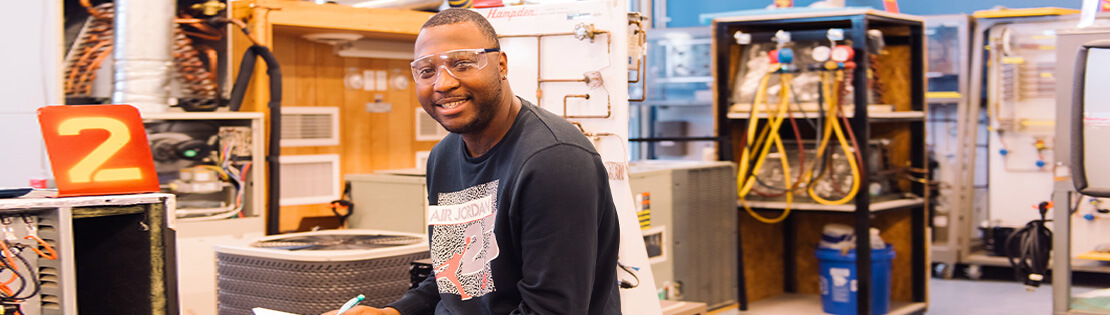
0,0,62,187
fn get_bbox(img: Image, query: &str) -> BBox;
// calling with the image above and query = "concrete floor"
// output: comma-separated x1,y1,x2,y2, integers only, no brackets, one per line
927,278,1098,315
708,277,1107,315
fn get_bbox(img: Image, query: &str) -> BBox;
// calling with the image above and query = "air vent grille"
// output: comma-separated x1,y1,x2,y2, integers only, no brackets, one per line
281,107,339,147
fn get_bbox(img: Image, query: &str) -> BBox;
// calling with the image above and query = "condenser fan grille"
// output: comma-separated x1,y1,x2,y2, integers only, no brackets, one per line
251,234,423,251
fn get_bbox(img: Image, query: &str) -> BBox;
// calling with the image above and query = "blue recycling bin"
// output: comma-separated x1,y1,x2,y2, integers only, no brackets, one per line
816,245,895,315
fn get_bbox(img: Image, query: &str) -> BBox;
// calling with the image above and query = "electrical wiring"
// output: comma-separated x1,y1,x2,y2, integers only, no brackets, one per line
0,234,42,302
177,131,254,221
4,248,41,301
195,165,230,181
178,162,251,222
22,236,57,262
617,262,640,289
19,215,57,261
1005,201,1053,289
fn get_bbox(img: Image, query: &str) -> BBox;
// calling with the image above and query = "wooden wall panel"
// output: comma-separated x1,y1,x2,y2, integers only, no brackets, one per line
739,209,785,303
874,43,916,193
874,208,914,302
269,34,435,232
790,210,914,302
232,2,433,234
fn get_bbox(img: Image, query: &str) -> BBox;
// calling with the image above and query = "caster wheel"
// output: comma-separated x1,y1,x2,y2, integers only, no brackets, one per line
965,264,983,280
934,263,955,279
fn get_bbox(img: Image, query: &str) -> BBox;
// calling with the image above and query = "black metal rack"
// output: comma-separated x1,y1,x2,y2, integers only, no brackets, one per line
711,9,928,315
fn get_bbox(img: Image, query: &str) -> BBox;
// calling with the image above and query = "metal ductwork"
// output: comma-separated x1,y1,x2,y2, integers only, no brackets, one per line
112,0,175,113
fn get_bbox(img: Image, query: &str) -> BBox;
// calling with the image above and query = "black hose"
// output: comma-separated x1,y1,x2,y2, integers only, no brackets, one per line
330,181,354,227
1005,201,1053,288
228,45,282,235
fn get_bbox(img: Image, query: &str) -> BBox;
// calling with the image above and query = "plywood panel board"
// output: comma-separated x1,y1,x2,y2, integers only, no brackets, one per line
791,210,914,302
876,45,912,112
739,209,785,302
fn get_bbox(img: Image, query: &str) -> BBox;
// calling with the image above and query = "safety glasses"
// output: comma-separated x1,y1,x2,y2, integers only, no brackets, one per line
410,48,500,86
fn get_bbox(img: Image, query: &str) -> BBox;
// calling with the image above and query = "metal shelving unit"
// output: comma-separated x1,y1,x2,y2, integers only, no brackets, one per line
922,14,974,279
957,12,1103,276
740,197,925,213
712,9,928,315
727,111,925,121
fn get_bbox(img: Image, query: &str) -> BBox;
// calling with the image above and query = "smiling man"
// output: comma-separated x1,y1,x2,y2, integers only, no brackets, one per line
322,8,621,315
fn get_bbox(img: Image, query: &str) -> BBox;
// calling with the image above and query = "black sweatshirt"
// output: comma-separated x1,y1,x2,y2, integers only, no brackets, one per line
387,98,621,315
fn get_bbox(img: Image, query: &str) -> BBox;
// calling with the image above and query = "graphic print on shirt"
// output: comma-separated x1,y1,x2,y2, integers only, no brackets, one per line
428,180,500,300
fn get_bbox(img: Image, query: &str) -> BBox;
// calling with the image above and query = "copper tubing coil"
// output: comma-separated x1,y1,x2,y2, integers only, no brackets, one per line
174,13,223,99
65,2,114,96
66,3,225,100
80,0,110,19
173,28,220,99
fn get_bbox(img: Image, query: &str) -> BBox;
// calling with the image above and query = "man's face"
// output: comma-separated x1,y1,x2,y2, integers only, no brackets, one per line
413,22,506,135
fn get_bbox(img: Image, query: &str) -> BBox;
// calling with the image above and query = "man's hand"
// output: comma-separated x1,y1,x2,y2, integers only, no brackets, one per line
320,306,402,315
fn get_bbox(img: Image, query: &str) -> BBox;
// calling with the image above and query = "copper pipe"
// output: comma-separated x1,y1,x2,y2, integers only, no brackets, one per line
563,93,612,119
498,29,611,101
629,64,646,102
627,18,647,102
542,78,587,83
227,18,263,46
627,19,646,84
80,0,107,19
182,30,223,41
627,59,643,83
562,94,589,117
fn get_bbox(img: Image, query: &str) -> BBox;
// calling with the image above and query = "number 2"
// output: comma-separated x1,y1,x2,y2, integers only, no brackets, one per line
58,117,142,183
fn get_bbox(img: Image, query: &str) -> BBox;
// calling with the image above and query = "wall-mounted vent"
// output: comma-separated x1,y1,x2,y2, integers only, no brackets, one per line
279,154,340,206
415,151,431,171
281,107,339,147
415,108,449,141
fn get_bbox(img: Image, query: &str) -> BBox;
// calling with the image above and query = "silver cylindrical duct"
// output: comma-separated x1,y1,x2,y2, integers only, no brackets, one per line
112,0,175,113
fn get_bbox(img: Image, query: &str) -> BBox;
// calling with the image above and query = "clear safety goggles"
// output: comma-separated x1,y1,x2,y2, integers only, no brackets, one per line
410,48,500,86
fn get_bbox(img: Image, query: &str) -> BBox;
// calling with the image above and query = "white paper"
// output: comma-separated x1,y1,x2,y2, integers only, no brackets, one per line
376,71,388,91
252,307,300,315
363,69,376,91
1079,0,1100,28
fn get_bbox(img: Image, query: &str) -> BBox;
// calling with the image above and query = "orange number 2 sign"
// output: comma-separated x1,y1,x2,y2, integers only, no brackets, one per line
38,105,160,197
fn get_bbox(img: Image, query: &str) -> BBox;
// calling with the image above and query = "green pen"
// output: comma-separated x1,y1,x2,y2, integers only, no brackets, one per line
336,294,365,314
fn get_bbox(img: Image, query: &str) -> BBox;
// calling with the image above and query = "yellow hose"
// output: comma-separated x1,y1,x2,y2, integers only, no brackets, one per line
736,72,773,189
803,70,861,205
738,68,793,224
